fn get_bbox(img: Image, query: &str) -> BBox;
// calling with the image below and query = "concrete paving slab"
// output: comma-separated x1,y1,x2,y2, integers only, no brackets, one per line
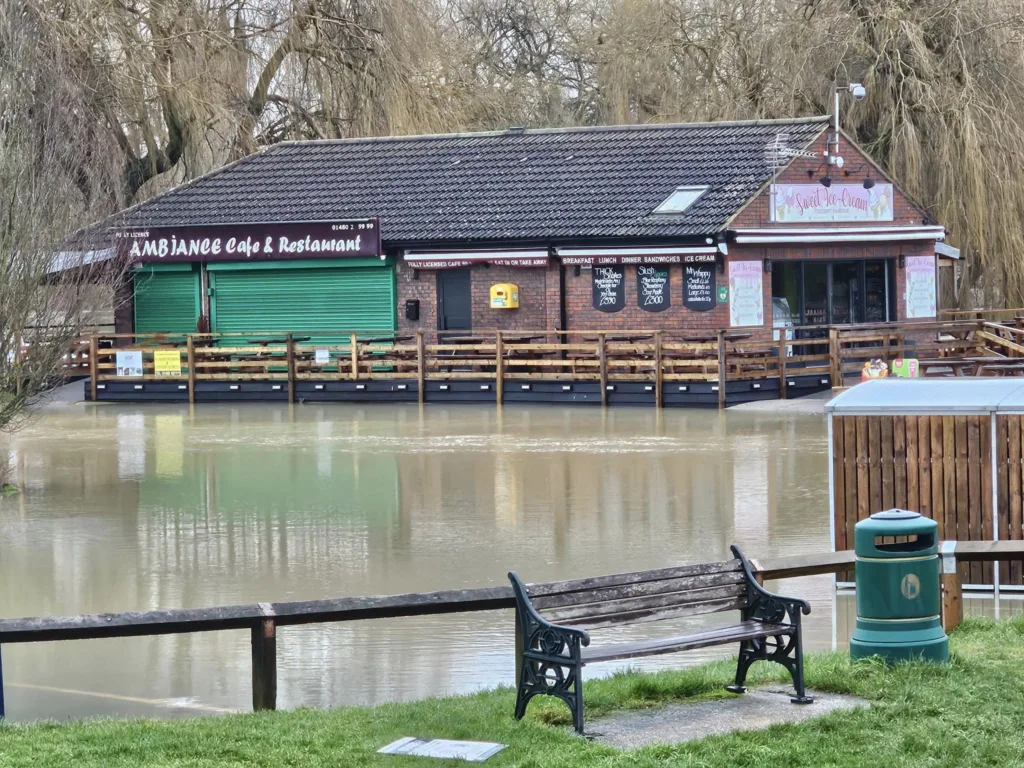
590,686,868,749
730,390,833,414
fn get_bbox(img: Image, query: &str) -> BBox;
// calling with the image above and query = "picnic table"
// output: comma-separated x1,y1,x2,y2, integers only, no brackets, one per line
679,331,753,343
247,336,311,347
359,335,415,344
917,358,979,377
974,359,1024,376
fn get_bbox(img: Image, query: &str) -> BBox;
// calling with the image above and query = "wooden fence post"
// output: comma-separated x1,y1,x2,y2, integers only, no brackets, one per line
89,335,98,402
416,332,425,404
495,331,504,406
0,644,5,719
716,329,727,410
251,605,277,712
829,328,841,386
778,335,788,400
350,332,359,381
940,542,962,633
654,331,663,409
286,333,295,404
186,336,196,404
598,333,608,407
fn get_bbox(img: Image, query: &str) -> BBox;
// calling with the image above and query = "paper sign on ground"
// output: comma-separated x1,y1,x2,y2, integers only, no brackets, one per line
378,737,506,762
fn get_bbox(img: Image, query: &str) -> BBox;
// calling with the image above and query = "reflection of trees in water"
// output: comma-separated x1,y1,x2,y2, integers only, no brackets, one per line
2,405,834,716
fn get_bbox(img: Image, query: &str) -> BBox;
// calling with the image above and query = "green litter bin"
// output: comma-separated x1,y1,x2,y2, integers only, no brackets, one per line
849,509,949,663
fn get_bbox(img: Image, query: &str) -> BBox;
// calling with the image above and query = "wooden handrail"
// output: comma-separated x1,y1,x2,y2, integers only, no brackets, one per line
0,541,1019,718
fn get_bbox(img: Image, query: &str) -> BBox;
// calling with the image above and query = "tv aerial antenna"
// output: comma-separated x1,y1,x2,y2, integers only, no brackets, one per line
764,132,818,216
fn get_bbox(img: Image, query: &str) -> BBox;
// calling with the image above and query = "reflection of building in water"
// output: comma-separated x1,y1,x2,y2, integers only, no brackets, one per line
117,413,146,479
493,453,520,528
732,435,770,552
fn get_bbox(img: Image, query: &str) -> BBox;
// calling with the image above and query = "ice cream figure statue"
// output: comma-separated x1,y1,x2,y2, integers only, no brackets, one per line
861,358,889,382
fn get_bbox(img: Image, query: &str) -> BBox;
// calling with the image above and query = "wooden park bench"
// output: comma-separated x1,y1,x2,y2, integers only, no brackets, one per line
508,545,812,734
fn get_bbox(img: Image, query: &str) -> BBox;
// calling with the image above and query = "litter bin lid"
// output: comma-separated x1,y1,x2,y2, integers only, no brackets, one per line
854,509,939,556
870,510,921,521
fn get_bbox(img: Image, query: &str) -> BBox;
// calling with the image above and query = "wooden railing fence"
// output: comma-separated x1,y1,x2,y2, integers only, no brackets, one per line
0,541,1019,719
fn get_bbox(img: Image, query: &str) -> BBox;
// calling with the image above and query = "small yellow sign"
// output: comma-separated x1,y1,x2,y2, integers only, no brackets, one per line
154,349,182,376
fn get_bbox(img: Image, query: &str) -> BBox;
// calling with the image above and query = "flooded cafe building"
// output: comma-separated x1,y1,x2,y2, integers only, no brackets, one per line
90,115,953,406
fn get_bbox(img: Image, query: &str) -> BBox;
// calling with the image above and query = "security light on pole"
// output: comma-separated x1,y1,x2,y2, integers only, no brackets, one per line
824,83,866,184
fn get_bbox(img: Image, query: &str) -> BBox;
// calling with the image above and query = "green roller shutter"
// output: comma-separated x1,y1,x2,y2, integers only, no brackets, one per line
134,266,200,334
210,262,395,339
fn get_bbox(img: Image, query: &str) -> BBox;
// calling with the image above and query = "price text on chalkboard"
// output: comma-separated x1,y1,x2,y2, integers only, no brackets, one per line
684,263,716,312
636,266,670,312
593,265,625,312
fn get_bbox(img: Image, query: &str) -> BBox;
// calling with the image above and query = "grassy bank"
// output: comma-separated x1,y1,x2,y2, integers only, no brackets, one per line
2,617,1023,767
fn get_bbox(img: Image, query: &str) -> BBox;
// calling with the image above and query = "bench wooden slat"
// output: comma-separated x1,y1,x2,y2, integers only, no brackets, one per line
543,583,747,625
526,559,741,598
580,621,789,664
530,571,745,610
559,595,748,630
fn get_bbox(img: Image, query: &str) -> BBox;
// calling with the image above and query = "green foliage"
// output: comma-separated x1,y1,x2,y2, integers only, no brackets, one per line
1,617,1023,767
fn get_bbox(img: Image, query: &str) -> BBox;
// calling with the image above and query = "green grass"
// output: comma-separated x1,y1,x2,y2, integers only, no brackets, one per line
2,617,1024,767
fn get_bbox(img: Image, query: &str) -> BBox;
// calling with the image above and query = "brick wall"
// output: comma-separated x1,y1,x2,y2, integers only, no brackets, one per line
396,261,555,333
471,265,553,330
563,263,732,331
396,261,438,333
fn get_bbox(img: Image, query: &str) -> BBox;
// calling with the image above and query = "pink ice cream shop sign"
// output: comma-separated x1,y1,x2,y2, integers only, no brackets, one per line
770,183,894,223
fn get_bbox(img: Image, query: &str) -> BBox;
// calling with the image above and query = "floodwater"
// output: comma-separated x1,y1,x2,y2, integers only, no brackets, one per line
0,401,1017,721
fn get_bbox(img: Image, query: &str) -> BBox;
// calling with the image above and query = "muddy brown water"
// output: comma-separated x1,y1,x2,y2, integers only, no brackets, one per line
0,401,1016,721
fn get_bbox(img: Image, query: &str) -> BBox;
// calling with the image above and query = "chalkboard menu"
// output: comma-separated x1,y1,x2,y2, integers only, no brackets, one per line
684,263,716,312
593,265,625,312
636,265,670,312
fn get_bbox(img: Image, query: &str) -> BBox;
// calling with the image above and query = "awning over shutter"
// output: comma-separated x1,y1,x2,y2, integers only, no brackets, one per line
210,263,395,340
554,245,720,265
728,226,946,245
133,266,200,334
403,248,549,269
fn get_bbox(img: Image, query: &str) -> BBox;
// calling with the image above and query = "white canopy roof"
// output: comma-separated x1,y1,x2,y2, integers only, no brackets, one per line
826,379,1024,415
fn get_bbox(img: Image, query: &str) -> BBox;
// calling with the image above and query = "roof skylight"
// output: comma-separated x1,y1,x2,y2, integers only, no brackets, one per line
653,185,708,214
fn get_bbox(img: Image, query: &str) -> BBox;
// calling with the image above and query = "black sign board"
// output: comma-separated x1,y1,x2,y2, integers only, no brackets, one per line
684,263,716,312
637,265,670,312
593,265,625,312
115,219,381,262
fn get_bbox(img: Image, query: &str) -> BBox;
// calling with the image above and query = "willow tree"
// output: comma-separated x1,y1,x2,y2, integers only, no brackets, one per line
587,0,1024,305
45,0,457,203
0,1,124,443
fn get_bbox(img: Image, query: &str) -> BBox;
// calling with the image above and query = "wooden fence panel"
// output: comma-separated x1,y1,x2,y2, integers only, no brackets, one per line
832,414,1014,587
1010,416,1023,585
893,415,907,509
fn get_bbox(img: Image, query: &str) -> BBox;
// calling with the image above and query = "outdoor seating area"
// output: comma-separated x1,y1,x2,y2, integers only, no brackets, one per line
72,317,1024,408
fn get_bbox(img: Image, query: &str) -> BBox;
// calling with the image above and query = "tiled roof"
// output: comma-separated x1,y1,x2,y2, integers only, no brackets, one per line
113,117,829,244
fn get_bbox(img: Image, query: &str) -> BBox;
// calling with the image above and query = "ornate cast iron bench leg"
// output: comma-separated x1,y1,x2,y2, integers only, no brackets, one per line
728,545,814,705
509,572,590,734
